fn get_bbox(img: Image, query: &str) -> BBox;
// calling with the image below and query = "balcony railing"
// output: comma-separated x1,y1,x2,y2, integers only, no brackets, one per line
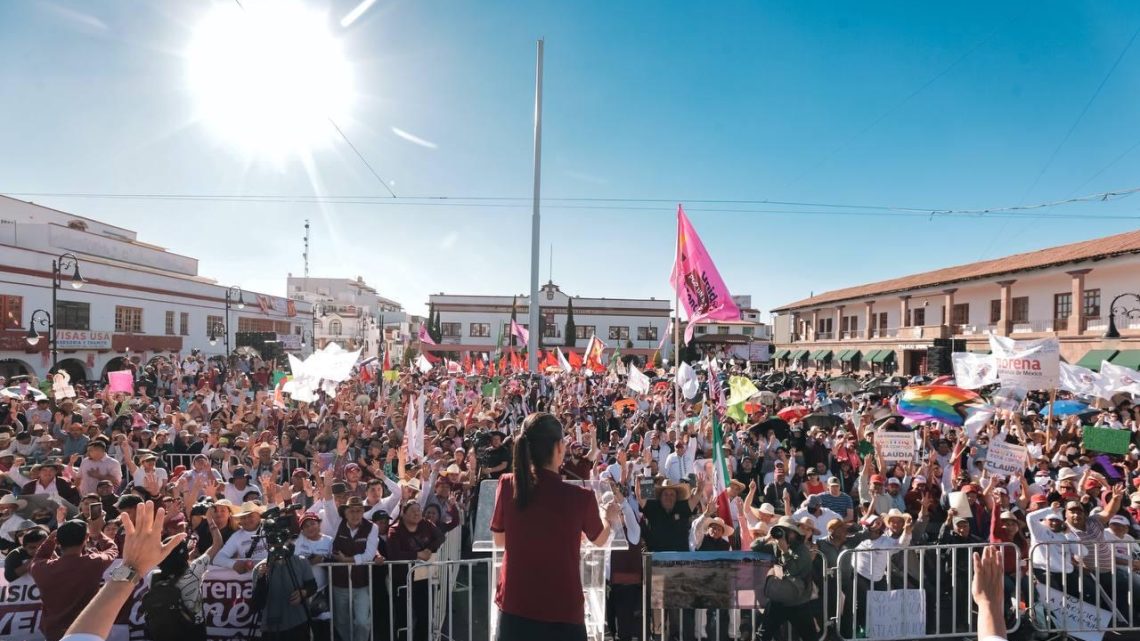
1011,320,1054,334
840,330,860,339
816,331,834,340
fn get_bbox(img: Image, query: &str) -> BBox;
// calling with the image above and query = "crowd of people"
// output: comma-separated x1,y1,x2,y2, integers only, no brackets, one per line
0,347,1136,641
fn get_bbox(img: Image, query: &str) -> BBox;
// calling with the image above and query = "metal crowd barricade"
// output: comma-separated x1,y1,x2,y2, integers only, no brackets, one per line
318,556,493,641
1027,538,1140,636
641,552,832,641
833,541,1021,641
163,452,199,472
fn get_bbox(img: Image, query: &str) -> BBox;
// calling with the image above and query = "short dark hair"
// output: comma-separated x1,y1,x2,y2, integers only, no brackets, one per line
56,520,88,548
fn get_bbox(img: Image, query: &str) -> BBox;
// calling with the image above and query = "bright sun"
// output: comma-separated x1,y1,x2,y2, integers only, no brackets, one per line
186,1,354,159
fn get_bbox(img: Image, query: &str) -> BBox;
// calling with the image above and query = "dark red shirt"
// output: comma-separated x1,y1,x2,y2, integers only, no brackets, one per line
29,533,118,641
490,469,603,625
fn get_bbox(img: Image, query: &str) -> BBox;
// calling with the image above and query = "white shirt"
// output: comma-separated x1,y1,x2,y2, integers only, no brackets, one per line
213,527,269,570
853,532,912,582
663,448,695,484
77,456,122,495
294,534,334,590
1103,528,1138,564
30,480,59,497
340,523,381,565
224,481,262,505
1027,507,1082,575
792,507,843,542
132,466,169,494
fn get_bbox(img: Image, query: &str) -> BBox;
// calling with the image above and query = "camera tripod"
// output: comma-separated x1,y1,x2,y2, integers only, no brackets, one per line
245,550,315,641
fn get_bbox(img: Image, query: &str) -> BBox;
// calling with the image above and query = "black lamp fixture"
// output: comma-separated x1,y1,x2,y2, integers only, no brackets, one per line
25,309,51,347
207,321,225,347
1104,293,1140,339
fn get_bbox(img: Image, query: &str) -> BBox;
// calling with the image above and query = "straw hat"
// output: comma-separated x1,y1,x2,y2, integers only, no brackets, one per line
0,494,27,510
705,516,735,538
232,501,266,517
654,478,691,501
883,508,910,525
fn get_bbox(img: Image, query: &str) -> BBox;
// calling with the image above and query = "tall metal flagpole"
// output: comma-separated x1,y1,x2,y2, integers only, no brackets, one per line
673,208,682,428
528,39,544,374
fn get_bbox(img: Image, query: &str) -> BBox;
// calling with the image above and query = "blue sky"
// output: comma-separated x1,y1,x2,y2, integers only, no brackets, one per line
2,0,1140,317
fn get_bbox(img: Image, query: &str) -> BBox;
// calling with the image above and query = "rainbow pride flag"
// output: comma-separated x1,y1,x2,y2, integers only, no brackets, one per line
897,385,984,426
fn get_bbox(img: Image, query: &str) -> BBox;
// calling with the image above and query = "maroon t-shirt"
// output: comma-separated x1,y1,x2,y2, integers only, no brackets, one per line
490,469,604,624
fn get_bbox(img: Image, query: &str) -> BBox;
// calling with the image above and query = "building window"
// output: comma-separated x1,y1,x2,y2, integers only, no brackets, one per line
877,312,888,331
542,311,558,338
274,321,291,334
989,299,1001,324
952,303,969,326
574,325,596,339
469,322,490,338
180,312,190,336
1053,293,1072,319
817,318,833,334
910,308,925,327
1011,297,1029,323
846,315,859,333
55,300,90,331
742,326,754,335
441,322,461,338
238,317,277,332
716,326,730,335
608,326,629,341
696,325,707,334
0,295,22,330
328,319,343,335
115,306,143,333
1084,289,1101,318
206,315,224,337
637,326,658,341
165,311,176,335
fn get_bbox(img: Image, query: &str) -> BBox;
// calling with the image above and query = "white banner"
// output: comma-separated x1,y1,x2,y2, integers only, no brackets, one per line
276,332,302,350
951,352,999,389
988,334,1060,390
55,329,112,350
983,438,1027,477
1036,585,1112,641
1100,360,1140,396
866,589,926,639
875,431,915,464
1059,362,1113,399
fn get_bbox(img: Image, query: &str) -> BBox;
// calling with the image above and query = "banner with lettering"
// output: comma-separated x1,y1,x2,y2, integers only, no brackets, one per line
0,566,258,641
987,333,1060,390
983,438,1027,477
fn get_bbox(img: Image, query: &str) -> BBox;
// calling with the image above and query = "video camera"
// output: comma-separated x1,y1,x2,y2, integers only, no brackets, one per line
260,504,302,560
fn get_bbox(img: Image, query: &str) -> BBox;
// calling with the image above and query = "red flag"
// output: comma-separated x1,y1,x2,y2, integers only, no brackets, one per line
489,361,497,376
359,366,372,383
382,350,391,372
499,356,507,372
543,350,557,370
475,358,485,373
463,353,472,373
567,350,583,370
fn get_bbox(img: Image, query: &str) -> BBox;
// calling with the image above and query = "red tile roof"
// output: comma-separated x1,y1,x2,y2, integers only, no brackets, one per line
772,228,1140,312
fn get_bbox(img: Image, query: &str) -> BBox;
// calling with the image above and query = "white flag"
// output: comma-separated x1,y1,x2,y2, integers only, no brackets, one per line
556,347,573,373
987,333,1060,390
405,394,426,462
963,405,996,440
1059,362,1112,399
1100,360,1140,396
415,354,433,373
951,352,999,389
676,361,700,400
628,363,650,394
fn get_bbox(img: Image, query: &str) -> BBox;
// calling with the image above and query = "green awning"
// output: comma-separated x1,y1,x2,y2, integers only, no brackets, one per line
1109,350,1140,370
870,350,895,363
835,349,851,361
1076,349,1119,371
810,349,833,361
788,349,809,361
839,349,862,363
772,349,790,360
863,349,882,362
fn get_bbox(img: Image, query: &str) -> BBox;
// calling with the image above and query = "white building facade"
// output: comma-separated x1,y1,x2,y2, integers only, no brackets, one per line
685,294,773,362
770,229,1140,376
428,281,671,357
0,196,311,381
286,275,408,361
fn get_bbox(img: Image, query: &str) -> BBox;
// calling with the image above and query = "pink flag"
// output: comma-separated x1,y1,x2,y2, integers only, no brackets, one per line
510,319,529,346
670,205,740,343
418,324,437,345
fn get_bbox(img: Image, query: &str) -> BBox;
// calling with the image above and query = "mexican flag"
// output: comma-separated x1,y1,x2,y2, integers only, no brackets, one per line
711,407,730,495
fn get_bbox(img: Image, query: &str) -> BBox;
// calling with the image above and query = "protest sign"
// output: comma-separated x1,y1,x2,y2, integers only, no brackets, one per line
875,431,915,464
951,352,998,389
948,491,972,518
988,334,1060,390
866,589,926,639
1036,585,1111,641
107,370,133,393
648,551,773,610
1082,426,1130,455
983,438,1027,477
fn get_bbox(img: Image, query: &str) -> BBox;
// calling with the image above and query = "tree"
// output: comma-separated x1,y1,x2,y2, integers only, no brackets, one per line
564,298,577,347
652,349,663,369
425,302,437,342
679,336,700,364
403,345,419,366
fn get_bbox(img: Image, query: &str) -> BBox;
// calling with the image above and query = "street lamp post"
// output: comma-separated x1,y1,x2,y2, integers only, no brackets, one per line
48,253,83,372
300,329,314,355
223,286,245,362
1104,293,1140,339
207,322,226,353
25,310,53,366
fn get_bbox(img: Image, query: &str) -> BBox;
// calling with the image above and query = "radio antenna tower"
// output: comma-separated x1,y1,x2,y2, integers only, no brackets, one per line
303,219,311,278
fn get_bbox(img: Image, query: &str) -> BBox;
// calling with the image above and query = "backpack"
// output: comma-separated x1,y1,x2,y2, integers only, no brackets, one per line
141,572,194,637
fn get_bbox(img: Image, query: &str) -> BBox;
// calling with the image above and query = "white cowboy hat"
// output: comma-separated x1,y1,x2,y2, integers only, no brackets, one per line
232,501,267,518
706,516,735,538
0,494,27,509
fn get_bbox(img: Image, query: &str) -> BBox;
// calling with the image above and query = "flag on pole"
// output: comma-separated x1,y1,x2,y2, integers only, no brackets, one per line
382,349,391,373
418,324,437,345
582,335,607,372
510,319,529,347
556,347,573,373
415,354,433,373
670,205,740,343
628,363,650,394
567,349,583,370
711,408,731,495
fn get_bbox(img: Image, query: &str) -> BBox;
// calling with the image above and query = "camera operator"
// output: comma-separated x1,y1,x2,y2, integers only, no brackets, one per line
753,516,816,641
213,501,268,573
252,544,317,641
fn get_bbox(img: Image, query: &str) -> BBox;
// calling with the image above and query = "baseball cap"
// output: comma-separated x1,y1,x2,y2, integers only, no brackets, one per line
1043,512,1064,522
330,482,348,495
116,494,144,510
806,495,822,510
870,474,886,484
886,478,901,486
299,513,321,526
827,477,840,486
231,467,248,478
913,475,927,484
1109,515,1130,527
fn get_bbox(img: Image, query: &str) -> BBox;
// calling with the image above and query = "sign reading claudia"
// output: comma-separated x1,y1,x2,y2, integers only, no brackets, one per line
55,330,112,350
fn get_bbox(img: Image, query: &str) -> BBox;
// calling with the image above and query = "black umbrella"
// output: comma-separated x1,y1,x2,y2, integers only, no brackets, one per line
803,414,843,430
749,417,791,441
873,414,909,431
